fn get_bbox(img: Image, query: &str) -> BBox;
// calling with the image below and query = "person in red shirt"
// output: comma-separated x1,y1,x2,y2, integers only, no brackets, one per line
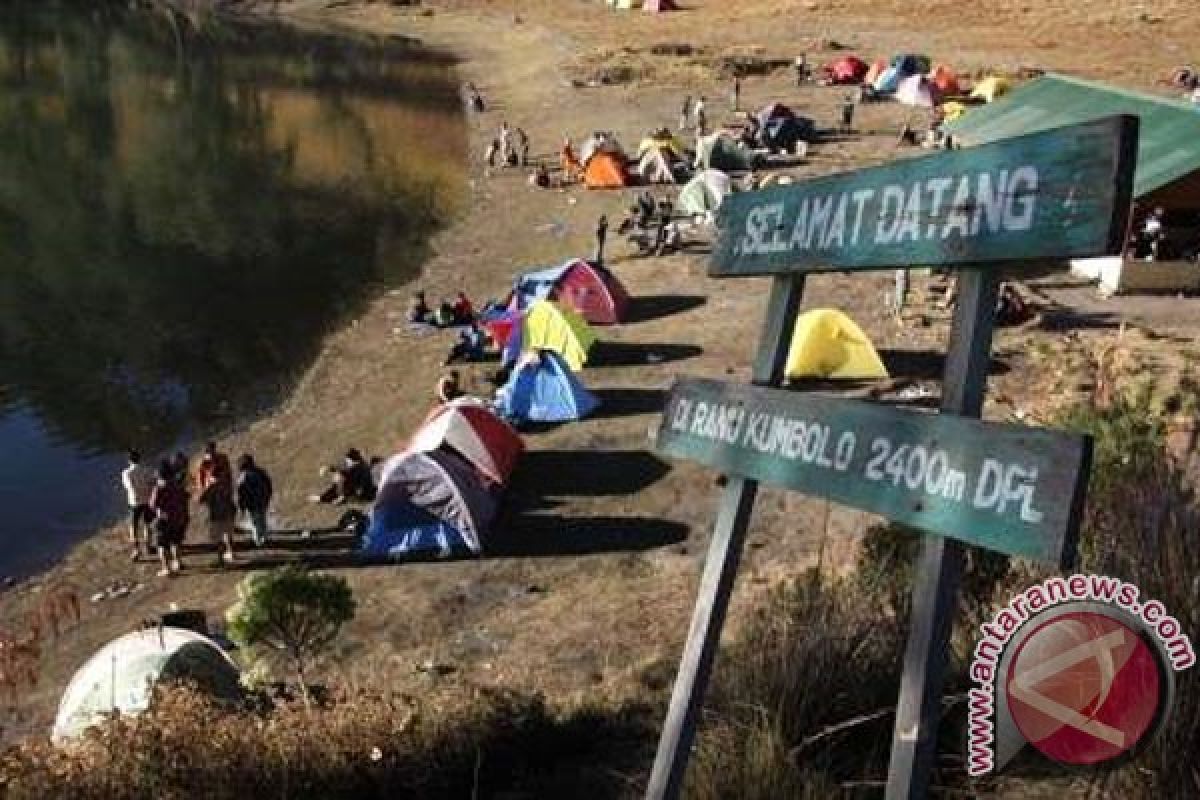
197,441,237,566
451,291,474,325
149,463,189,577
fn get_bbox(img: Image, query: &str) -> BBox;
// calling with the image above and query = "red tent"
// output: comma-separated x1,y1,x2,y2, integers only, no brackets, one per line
555,259,630,325
408,401,524,486
830,55,869,84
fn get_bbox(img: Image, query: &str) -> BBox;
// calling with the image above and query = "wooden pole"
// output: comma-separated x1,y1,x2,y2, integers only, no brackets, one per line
645,274,805,800
885,268,999,799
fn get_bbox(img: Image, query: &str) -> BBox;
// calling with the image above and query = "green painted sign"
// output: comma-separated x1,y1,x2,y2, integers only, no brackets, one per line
657,378,1092,566
711,116,1137,276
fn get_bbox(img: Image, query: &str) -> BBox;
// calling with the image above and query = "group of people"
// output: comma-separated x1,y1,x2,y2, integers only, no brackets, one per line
617,190,682,256
120,443,273,577
485,121,531,168
407,289,475,327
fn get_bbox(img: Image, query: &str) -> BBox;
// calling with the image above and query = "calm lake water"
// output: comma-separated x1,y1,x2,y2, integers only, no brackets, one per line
0,8,465,579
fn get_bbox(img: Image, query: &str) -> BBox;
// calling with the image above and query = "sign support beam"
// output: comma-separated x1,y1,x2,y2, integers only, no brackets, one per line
645,274,805,800
885,268,1000,799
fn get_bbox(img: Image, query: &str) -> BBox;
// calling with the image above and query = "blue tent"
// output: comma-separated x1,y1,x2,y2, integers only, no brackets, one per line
361,450,497,561
500,351,598,423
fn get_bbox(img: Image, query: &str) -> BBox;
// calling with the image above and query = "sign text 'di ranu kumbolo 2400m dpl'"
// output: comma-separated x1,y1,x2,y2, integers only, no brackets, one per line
656,378,1093,567
711,116,1137,276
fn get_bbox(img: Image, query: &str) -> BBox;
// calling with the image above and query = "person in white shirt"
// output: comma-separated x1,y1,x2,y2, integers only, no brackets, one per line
121,450,157,560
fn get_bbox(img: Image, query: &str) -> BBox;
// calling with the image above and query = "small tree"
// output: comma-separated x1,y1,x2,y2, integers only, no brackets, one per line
226,566,355,705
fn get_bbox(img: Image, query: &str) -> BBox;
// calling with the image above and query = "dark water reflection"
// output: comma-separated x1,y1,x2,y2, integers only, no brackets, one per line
0,7,465,578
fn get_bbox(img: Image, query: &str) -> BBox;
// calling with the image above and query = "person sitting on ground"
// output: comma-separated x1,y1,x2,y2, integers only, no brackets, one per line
994,283,1031,326
437,370,465,404
310,448,377,505
444,323,487,365
451,291,475,324
407,291,431,323
433,300,456,327
531,162,551,188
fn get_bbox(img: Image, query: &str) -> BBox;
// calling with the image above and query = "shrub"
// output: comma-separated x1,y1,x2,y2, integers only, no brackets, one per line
226,566,355,704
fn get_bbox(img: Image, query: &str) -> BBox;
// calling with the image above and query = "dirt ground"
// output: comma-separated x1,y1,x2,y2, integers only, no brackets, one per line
3,0,1199,742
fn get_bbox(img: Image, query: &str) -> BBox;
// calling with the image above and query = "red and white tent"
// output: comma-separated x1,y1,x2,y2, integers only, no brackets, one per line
407,401,524,486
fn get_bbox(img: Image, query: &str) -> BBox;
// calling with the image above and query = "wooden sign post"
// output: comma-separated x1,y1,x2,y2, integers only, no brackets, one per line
645,116,1138,800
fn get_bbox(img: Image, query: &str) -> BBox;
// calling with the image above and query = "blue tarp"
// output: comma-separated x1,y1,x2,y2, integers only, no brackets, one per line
500,351,598,423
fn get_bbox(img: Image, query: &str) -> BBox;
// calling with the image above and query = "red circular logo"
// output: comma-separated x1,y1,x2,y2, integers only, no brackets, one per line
1004,610,1162,766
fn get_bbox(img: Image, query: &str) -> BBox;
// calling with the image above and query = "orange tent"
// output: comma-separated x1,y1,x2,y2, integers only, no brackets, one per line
583,151,628,189
930,64,961,95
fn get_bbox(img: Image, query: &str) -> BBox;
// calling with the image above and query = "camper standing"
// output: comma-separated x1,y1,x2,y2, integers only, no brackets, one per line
731,75,741,112
236,454,273,547
679,95,692,131
149,465,188,577
595,215,609,266
121,450,157,560
516,127,530,167
693,96,707,135
499,121,513,165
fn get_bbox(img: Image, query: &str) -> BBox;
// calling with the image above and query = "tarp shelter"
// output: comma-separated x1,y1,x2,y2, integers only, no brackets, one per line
53,627,241,742
584,151,628,189
785,309,889,380
969,75,1011,103
694,132,757,172
895,75,938,108
499,350,599,423
830,55,869,84
678,169,732,215
945,73,1200,294
519,300,596,370
365,450,497,559
408,401,524,486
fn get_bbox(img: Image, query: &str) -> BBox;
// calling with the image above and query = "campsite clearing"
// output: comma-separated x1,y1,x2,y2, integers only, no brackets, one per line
3,0,1200,761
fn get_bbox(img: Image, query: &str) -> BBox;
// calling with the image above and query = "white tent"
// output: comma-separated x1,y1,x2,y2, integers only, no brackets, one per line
895,74,936,108
53,627,241,742
678,169,732,215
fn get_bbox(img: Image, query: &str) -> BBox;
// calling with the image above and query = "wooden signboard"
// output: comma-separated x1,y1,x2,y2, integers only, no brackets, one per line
712,116,1136,276
645,115,1139,800
657,378,1092,567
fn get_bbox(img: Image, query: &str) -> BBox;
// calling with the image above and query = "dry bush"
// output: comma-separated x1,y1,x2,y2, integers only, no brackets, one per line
685,575,905,798
0,682,656,799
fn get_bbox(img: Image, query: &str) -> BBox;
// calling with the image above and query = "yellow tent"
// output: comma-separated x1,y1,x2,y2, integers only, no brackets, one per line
785,309,889,380
940,100,969,123
969,76,1010,104
522,300,596,371
637,133,688,161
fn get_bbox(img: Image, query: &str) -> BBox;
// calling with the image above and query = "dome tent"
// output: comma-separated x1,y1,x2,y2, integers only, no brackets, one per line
407,401,524,486
364,449,498,560
499,350,599,423
785,309,889,380
519,299,596,371
53,627,241,742
678,169,732,216
512,259,631,325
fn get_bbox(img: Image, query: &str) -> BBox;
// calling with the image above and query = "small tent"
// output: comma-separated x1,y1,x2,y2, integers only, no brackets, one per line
969,75,1011,103
512,259,630,325
53,627,241,742
785,309,889,380
365,449,497,560
895,74,938,108
755,103,814,153
929,64,961,95
408,401,524,486
637,132,688,161
635,145,681,184
694,132,758,172
520,299,596,370
584,151,628,189
678,169,732,215
830,55,869,84
643,0,675,10
579,132,626,165
500,350,599,423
